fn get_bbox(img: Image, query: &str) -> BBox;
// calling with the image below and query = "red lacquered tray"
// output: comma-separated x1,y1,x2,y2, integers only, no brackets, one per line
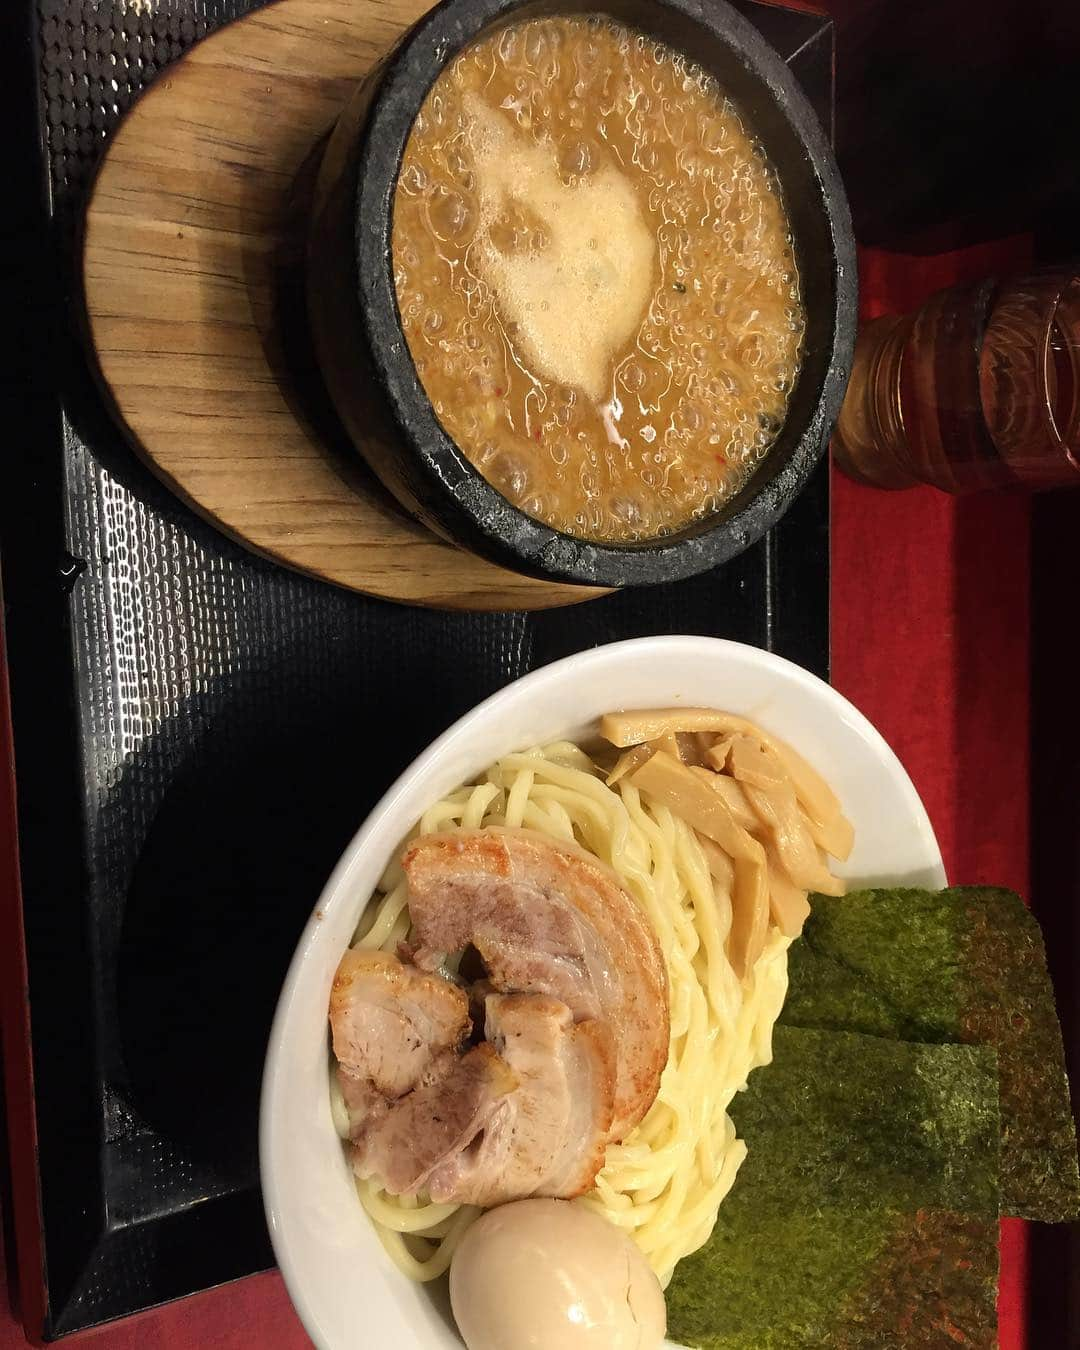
833,236,1039,1350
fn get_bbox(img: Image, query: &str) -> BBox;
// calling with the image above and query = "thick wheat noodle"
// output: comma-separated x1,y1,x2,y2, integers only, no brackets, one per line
330,727,846,1286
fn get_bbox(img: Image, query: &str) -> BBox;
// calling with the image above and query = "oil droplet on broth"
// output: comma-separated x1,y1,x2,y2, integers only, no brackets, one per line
392,15,805,544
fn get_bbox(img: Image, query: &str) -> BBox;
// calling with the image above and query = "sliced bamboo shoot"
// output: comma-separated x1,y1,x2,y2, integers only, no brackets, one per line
688,765,758,833
629,751,769,978
606,743,656,787
743,781,845,896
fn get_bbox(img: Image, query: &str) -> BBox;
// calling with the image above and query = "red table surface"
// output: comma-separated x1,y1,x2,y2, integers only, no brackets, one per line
0,237,1036,1347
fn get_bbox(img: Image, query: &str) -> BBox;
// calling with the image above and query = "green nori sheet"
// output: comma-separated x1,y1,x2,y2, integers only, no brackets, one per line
666,1026,1000,1350
781,886,1080,1222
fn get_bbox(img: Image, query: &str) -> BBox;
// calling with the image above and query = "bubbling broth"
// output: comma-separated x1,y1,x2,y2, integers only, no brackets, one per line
392,15,805,544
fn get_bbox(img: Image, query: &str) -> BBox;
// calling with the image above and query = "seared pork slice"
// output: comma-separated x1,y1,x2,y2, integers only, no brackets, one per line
423,993,616,1206
402,827,669,1139
329,948,470,1134
337,1071,389,1139
354,1042,518,1196
486,994,615,1199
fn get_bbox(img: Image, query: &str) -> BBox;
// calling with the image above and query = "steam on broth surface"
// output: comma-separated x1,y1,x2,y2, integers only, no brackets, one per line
392,15,805,544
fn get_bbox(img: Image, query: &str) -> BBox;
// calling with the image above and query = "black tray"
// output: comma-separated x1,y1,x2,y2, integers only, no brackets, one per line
3,0,835,1337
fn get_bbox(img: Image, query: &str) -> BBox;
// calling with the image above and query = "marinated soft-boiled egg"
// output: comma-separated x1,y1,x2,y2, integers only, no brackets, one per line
449,1199,666,1350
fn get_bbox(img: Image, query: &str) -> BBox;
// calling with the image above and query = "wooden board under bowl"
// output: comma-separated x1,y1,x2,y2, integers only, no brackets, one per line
81,0,607,610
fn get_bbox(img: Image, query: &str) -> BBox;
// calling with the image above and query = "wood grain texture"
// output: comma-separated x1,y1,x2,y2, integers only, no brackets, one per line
82,0,605,610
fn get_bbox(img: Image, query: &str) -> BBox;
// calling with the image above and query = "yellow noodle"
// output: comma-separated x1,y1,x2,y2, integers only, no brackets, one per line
504,767,534,827
462,781,501,829
331,724,848,1288
358,1181,462,1234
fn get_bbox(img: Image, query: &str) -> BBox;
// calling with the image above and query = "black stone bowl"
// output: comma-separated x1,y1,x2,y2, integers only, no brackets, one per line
309,0,856,588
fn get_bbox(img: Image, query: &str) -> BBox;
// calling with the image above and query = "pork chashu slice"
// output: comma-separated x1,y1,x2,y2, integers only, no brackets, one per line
422,993,616,1206
402,827,669,1139
353,1042,518,1196
329,947,470,1136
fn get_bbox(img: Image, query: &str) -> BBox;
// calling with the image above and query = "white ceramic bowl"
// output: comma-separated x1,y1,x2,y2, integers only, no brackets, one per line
261,637,945,1350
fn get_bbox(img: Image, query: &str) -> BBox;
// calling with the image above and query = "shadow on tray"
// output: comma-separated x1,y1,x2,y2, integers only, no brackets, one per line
116,727,348,1172
112,639,532,1175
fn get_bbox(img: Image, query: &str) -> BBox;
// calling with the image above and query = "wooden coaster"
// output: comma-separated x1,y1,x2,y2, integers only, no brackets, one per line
82,0,605,611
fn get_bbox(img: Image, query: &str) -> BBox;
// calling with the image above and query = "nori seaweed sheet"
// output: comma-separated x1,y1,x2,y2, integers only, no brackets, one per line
666,1026,1000,1350
782,886,1080,1222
